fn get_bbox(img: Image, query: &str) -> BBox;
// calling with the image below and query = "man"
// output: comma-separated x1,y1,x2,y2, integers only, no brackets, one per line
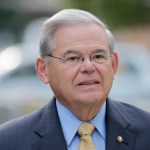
0,9,150,150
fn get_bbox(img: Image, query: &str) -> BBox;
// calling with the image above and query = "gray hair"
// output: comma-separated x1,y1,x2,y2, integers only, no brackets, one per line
40,9,114,57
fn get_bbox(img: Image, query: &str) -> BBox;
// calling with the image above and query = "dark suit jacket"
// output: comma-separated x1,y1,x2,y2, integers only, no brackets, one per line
0,97,150,150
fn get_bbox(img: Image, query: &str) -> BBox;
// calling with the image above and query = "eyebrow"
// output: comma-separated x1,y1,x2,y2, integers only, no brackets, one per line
63,48,107,56
94,49,107,53
63,50,81,56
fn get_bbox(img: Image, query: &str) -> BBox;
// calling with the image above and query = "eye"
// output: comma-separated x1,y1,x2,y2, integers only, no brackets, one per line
65,56,80,62
93,54,105,59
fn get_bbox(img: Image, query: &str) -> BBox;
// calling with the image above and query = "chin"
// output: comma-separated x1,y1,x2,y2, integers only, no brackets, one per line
77,92,102,104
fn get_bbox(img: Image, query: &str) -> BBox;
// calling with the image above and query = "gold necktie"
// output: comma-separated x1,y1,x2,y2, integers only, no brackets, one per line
78,122,96,150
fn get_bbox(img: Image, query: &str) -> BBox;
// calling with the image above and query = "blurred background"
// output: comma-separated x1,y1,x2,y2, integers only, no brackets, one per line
0,0,150,124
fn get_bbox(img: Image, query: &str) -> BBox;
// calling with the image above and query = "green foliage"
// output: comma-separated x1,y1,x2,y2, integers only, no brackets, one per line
0,9,16,28
70,0,150,28
0,8,30,42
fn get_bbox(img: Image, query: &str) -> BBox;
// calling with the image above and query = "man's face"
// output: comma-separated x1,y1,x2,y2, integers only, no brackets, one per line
37,23,118,111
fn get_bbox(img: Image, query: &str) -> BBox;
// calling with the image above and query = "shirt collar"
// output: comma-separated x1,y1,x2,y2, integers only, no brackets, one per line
56,100,106,146
90,102,106,141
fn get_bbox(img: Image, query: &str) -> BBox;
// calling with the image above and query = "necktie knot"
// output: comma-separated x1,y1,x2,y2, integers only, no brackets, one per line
78,122,95,137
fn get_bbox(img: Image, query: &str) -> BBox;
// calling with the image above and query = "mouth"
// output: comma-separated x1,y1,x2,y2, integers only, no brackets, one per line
78,80,100,86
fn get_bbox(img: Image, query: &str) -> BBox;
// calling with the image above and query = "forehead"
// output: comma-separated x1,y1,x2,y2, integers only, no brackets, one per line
53,23,109,54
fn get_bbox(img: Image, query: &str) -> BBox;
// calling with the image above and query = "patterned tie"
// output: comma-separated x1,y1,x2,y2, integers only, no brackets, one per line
78,122,96,150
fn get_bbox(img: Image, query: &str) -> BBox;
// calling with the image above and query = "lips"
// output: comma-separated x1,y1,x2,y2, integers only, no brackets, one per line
77,80,100,86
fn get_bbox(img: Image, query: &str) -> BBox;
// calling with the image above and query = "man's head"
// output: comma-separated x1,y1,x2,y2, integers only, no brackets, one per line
39,9,114,58
36,9,118,120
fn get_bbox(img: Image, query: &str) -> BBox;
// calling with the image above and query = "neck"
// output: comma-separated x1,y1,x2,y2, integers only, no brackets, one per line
67,103,102,121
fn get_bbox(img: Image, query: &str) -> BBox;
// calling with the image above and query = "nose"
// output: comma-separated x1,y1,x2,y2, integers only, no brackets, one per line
79,56,95,73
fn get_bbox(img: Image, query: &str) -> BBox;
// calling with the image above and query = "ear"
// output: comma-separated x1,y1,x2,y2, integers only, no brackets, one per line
111,51,119,76
35,57,49,84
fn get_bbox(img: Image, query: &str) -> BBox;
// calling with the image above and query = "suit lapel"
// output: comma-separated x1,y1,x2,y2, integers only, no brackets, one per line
33,98,67,150
106,98,136,150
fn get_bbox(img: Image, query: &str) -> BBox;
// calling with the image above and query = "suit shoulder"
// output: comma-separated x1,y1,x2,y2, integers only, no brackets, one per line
0,105,44,135
0,100,55,150
107,98,150,149
107,98,150,124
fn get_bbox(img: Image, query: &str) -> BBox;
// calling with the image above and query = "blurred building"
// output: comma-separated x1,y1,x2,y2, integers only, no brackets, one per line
114,26,150,50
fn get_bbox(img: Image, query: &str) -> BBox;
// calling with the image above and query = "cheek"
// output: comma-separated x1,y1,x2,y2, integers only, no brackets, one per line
50,66,77,90
46,64,60,87
61,65,78,80
97,65,114,85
